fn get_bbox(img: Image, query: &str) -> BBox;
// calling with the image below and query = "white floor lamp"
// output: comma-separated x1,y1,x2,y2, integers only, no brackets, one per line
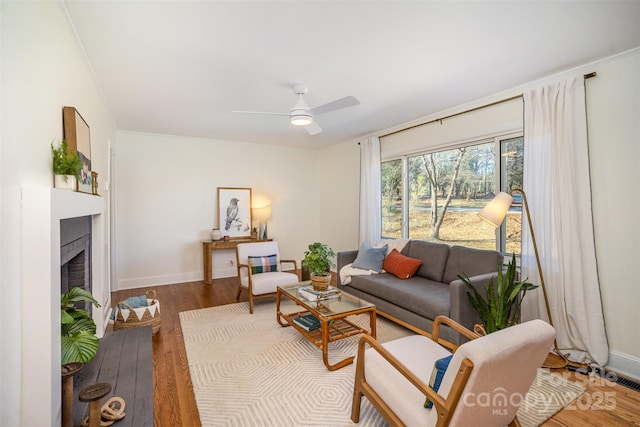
478,189,568,369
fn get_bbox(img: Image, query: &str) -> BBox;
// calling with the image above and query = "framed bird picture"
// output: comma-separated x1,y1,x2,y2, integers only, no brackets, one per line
217,187,252,239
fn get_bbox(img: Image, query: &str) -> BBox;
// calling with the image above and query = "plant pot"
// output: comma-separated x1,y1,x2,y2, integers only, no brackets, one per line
54,175,77,190
310,273,331,291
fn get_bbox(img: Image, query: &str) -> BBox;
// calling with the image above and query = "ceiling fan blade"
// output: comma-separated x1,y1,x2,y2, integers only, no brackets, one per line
231,110,289,116
305,121,322,136
309,96,360,116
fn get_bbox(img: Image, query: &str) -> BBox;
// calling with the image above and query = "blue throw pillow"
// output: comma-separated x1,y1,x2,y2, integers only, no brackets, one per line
352,242,388,273
424,354,453,409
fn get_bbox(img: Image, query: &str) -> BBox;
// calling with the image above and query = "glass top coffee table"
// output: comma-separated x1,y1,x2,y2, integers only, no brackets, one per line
276,281,376,371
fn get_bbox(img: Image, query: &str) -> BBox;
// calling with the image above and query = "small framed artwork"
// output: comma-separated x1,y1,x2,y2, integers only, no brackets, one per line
63,106,92,193
217,187,252,239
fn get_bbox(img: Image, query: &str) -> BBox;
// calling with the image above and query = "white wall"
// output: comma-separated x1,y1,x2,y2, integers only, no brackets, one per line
586,51,639,377
380,97,523,157
320,50,640,378
318,139,361,253
113,131,321,289
1,1,116,425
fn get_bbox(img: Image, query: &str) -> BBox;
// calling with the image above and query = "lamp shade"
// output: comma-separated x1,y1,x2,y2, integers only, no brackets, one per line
478,192,513,228
252,206,272,220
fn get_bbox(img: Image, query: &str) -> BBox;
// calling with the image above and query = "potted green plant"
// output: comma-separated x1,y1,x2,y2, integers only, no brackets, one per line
458,253,538,334
61,286,101,365
51,139,81,190
302,242,336,291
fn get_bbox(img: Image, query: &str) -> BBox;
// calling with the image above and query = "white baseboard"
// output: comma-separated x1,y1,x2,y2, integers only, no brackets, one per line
115,268,238,291
607,349,640,381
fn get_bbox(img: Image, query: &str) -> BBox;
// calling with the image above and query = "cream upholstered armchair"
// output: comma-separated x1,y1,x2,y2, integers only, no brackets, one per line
352,316,555,427
236,241,299,313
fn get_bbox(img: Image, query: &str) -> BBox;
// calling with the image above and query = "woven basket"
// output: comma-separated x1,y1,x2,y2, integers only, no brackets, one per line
113,290,161,335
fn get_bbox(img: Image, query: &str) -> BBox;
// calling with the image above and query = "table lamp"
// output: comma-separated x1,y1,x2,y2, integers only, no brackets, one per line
479,188,568,369
252,206,271,240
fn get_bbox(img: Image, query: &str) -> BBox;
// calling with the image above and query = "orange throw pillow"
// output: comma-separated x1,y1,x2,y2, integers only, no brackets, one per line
383,249,422,279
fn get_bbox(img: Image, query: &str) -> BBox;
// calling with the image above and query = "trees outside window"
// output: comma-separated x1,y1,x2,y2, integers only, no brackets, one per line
381,135,523,253
381,159,403,239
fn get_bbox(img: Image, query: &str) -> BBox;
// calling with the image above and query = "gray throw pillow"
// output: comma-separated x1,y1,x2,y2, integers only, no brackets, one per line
352,242,388,273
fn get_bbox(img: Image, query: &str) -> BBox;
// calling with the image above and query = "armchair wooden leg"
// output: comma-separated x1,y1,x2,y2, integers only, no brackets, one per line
351,384,363,423
351,341,365,423
249,294,254,314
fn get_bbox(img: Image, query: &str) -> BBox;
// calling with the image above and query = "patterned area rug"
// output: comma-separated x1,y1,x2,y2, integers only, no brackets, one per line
180,301,584,426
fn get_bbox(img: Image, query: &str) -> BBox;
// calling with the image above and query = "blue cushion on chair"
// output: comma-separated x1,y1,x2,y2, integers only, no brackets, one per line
424,354,453,409
352,242,388,273
248,254,278,274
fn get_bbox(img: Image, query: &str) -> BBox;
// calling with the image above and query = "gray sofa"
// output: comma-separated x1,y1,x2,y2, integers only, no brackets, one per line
337,240,503,344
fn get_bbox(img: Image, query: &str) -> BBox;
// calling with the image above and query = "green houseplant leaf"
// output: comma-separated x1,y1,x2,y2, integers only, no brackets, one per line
61,331,100,365
301,242,336,276
458,253,538,334
61,287,101,365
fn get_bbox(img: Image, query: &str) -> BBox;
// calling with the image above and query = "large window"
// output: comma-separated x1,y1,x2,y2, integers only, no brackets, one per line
381,135,523,254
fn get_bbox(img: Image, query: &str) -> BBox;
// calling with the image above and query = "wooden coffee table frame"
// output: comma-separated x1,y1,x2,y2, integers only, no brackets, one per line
276,284,376,371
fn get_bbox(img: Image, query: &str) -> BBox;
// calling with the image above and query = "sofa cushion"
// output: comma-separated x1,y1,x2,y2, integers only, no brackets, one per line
442,246,503,284
349,274,450,320
402,240,450,282
383,249,422,279
352,242,388,273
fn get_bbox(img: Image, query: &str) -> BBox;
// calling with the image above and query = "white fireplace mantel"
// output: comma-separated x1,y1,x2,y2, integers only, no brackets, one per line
21,187,106,427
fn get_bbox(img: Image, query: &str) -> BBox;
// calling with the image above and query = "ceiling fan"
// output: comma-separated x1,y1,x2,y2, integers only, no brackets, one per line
232,84,360,136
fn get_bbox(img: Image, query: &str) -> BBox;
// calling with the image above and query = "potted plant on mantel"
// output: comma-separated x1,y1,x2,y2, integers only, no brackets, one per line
458,253,538,335
52,139,81,190
302,242,336,291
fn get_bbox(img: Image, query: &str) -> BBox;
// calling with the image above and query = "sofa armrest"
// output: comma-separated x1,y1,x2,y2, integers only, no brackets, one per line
449,271,500,331
336,250,359,287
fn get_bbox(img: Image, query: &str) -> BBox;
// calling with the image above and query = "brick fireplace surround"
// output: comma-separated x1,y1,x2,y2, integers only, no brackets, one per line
21,188,107,427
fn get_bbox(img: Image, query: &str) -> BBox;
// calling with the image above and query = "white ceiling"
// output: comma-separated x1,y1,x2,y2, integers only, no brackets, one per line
63,1,640,149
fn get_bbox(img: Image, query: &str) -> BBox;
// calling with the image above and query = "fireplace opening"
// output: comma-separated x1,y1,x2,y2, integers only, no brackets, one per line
60,217,92,313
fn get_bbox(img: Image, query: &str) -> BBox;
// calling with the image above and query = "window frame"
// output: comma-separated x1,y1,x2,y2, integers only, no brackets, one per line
380,131,523,254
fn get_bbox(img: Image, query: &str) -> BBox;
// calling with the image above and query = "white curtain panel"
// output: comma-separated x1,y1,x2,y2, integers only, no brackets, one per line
522,76,608,366
359,136,382,245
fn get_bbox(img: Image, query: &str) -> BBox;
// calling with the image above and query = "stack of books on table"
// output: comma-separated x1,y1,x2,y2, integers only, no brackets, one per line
292,314,321,331
298,286,341,302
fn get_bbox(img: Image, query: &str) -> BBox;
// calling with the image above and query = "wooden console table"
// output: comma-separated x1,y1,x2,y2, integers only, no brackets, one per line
201,238,271,285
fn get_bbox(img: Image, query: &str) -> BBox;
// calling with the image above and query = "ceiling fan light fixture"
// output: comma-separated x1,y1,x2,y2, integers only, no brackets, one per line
290,113,312,126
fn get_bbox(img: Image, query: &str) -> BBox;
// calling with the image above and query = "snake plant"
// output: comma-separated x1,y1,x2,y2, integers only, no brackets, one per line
458,253,538,334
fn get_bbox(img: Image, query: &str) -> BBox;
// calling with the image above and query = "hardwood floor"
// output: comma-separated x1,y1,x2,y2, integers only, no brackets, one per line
111,278,640,427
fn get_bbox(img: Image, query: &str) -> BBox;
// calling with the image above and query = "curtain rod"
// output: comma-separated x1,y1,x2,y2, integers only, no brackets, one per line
379,72,597,139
